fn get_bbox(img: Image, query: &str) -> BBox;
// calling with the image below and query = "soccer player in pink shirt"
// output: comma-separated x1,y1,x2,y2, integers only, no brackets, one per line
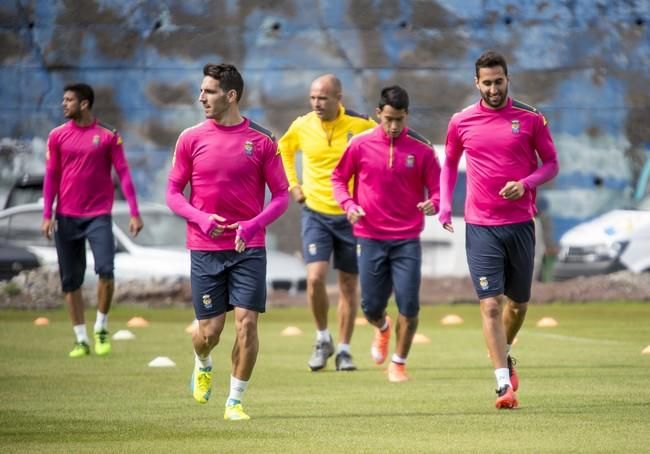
332,85,441,382
42,83,143,359
166,63,289,421
439,51,559,409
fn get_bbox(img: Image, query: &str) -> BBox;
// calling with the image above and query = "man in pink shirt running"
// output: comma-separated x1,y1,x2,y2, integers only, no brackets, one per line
439,51,559,409
332,85,441,382
167,63,289,421
42,83,143,359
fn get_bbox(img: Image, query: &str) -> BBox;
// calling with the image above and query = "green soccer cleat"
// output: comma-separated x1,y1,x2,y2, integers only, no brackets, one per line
190,366,213,404
69,341,90,358
224,402,250,421
94,330,112,356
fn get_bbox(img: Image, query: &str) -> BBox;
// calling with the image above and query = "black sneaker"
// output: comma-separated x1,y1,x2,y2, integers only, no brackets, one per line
335,351,357,371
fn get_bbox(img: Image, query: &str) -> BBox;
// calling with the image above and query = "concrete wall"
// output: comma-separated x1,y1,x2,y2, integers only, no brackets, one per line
1,0,648,252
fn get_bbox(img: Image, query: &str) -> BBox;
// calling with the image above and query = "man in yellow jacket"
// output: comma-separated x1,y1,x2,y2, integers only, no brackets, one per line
279,74,376,372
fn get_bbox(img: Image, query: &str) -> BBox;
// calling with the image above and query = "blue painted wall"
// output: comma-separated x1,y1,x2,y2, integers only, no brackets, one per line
1,0,648,251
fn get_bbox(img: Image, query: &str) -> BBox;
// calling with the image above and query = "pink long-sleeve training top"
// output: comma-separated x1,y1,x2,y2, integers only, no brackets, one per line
167,118,289,251
43,119,140,219
440,97,559,227
332,125,441,240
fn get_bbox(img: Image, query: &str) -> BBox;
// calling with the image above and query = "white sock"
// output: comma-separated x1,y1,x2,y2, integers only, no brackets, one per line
495,368,511,390
227,375,249,404
94,311,108,333
73,324,89,343
316,329,331,343
194,352,212,369
391,354,406,364
379,319,389,331
506,344,512,356
337,343,350,354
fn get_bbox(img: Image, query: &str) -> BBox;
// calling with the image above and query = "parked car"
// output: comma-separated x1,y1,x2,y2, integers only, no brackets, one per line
420,147,546,279
0,243,41,281
0,201,306,293
553,195,650,280
2,173,125,209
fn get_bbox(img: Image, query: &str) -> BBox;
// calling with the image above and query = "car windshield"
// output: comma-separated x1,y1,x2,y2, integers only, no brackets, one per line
113,211,186,248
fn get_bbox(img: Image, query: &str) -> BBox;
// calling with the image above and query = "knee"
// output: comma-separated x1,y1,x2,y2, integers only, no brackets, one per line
237,318,258,345
510,300,528,317
307,273,326,289
199,326,221,348
480,299,501,319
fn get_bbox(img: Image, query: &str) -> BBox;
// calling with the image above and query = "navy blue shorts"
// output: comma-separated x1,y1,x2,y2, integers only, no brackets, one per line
54,214,115,292
190,248,267,320
466,221,535,303
301,206,357,273
357,237,421,320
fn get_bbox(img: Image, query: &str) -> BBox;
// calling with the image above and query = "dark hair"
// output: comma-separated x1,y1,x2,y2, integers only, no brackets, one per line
203,63,244,102
64,83,94,109
475,50,508,78
378,85,409,112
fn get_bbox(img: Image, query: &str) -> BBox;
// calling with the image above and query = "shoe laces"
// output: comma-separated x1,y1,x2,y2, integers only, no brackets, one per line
197,369,211,389
96,331,108,343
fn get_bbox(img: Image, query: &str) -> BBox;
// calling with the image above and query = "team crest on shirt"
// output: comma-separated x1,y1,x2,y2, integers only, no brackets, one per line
92,135,101,146
405,154,415,168
511,120,520,134
244,141,254,156
202,294,213,309
479,276,489,290
308,243,317,256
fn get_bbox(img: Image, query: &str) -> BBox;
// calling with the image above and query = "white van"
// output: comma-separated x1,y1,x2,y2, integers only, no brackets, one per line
420,147,545,278
553,195,650,280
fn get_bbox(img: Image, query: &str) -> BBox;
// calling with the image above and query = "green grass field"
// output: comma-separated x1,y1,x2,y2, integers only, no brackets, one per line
1,302,649,453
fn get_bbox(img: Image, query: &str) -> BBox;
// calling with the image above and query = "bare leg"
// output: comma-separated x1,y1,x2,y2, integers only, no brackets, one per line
65,289,85,326
96,277,114,315
336,270,358,345
480,295,507,369
502,297,528,345
306,261,330,331
232,308,259,381
193,313,227,358
394,314,418,359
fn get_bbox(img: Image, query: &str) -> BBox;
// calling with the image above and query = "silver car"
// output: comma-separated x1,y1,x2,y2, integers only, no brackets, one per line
0,201,306,293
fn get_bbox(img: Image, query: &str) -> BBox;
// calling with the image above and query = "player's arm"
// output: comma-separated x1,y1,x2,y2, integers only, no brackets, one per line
522,113,560,190
230,143,290,252
417,144,442,216
110,132,143,236
332,143,365,224
277,122,305,203
439,119,463,232
166,135,225,237
42,133,61,239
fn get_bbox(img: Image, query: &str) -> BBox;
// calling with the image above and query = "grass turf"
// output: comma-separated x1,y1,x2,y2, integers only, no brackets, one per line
1,302,649,453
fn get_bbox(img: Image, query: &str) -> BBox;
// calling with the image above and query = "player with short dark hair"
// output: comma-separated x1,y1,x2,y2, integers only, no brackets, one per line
42,83,143,358
279,75,376,372
439,50,559,408
332,85,441,382
167,63,289,421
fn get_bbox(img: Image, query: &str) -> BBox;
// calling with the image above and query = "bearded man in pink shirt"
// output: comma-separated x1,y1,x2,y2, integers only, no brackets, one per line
167,63,289,421
439,51,559,409
42,83,143,359
332,85,441,383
